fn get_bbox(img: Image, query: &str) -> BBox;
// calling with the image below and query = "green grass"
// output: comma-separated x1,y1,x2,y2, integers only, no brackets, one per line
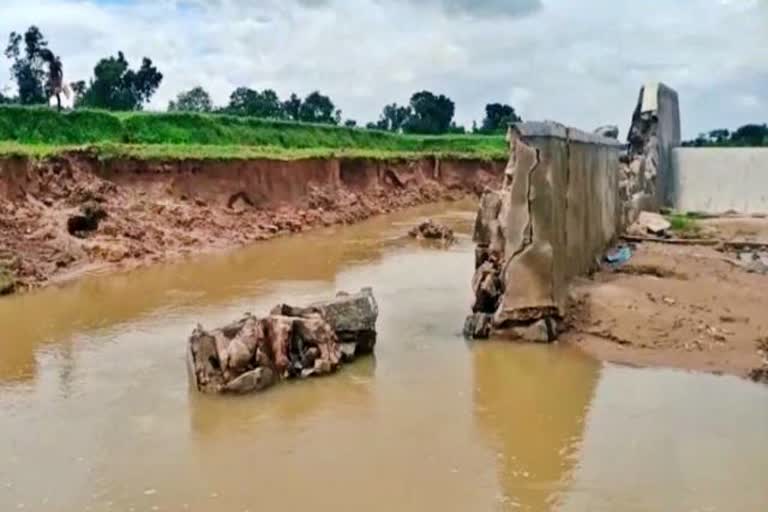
0,106,507,161
665,213,703,237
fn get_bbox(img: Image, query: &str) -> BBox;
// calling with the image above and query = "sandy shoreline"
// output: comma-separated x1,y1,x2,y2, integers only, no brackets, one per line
564,217,768,382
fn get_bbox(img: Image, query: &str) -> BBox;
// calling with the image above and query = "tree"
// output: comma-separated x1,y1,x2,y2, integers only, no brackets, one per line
298,91,339,124
78,52,163,110
344,119,357,128
731,124,768,147
682,124,768,147
4,26,50,105
226,87,283,118
376,103,411,132
402,91,455,134
481,103,521,133
168,86,213,112
708,129,730,144
282,93,302,121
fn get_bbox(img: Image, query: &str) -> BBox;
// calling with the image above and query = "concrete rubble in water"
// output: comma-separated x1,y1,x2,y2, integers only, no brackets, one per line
187,288,378,394
408,219,456,243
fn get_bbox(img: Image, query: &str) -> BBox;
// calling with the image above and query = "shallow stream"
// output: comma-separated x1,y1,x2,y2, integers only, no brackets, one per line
1,201,767,511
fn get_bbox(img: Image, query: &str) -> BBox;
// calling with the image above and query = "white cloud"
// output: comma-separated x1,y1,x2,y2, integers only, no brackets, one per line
0,0,766,138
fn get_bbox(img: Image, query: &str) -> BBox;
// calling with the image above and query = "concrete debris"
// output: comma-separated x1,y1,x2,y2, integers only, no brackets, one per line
187,288,378,395
594,125,619,139
508,318,559,343
408,219,455,243
632,211,671,236
735,251,768,275
271,287,379,356
620,83,680,225
463,313,493,339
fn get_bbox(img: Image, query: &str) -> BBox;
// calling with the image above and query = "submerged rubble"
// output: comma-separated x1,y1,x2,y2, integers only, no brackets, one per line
408,219,456,243
187,288,378,395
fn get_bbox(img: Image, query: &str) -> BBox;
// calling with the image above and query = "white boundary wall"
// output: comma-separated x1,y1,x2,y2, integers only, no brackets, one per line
671,147,768,214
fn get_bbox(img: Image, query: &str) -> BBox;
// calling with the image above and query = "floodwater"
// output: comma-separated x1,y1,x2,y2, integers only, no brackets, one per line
1,200,767,512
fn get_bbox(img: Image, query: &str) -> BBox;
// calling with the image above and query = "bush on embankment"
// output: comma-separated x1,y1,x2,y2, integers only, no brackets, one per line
0,106,507,160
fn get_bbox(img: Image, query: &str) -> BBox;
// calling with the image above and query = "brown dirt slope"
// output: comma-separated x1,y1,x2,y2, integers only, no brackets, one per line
0,152,503,292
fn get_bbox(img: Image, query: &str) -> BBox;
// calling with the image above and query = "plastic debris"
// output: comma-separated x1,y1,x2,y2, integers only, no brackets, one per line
605,245,632,266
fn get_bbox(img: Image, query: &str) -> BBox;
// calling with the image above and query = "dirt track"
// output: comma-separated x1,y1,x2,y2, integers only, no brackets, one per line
0,152,503,292
565,217,768,380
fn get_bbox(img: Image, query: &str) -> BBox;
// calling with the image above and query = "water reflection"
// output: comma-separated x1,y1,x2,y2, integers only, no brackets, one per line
472,342,601,511
559,364,768,511
188,356,377,438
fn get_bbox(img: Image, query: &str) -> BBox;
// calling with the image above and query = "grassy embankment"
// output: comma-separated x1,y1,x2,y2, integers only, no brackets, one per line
0,106,507,161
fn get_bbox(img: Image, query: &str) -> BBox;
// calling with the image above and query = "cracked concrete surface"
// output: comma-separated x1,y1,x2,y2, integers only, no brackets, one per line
467,84,680,342
467,122,623,341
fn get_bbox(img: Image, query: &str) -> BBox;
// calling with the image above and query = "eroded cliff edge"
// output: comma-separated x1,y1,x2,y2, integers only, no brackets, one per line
0,153,504,293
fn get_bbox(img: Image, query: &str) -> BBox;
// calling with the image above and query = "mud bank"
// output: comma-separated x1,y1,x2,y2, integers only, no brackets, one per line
565,217,768,380
0,152,504,292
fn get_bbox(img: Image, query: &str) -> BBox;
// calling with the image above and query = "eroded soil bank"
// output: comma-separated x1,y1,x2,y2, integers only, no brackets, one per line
565,217,768,380
0,152,503,292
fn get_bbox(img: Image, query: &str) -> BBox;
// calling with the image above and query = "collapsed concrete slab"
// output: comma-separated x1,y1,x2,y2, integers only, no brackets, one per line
187,288,378,394
623,82,681,221
408,219,456,243
466,122,624,341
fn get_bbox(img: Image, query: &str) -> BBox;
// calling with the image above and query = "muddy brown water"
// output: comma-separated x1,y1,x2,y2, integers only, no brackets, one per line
1,200,767,512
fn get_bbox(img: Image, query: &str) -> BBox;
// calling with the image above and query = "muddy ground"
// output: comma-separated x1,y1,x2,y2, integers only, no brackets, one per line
0,153,503,293
565,217,768,381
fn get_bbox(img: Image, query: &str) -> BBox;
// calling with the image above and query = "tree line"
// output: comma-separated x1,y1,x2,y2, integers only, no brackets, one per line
683,125,768,147
1,25,519,135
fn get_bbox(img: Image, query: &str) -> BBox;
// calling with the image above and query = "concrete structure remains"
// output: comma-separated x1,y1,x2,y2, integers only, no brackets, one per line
465,122,624,341
187,288,378,394
465,82,682,342
671,148,768,214
625,82,681,214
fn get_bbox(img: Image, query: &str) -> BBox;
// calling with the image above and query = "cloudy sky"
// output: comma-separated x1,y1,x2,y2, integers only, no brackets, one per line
0,0,766,138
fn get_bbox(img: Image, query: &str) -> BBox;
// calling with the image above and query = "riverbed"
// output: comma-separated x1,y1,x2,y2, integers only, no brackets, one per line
1,201,767,512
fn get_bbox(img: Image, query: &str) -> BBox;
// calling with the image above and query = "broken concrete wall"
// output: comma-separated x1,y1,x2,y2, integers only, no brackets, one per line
467,122,623,341
625,82,681,213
